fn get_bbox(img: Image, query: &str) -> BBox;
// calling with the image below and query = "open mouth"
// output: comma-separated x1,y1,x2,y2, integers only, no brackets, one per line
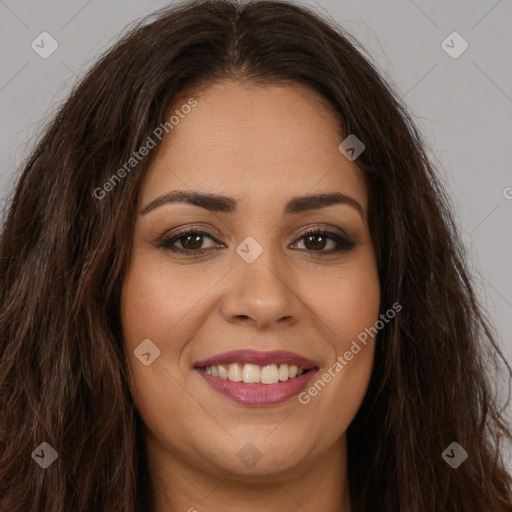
200,363,312,384
193,349,319,405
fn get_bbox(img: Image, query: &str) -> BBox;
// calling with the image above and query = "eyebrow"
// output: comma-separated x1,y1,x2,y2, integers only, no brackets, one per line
140,190,364,219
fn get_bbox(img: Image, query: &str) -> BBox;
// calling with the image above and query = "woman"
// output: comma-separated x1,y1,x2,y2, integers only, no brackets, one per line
0,0,510,510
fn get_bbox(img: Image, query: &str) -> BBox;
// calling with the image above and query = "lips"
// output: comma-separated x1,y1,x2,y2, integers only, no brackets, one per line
193,349,319,406
193,349,318,369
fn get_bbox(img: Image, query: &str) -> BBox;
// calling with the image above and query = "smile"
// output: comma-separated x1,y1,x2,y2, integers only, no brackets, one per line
193,349,319,406
202,362,306,383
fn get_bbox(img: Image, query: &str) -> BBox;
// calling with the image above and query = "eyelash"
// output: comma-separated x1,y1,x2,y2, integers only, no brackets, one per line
156,226,357,257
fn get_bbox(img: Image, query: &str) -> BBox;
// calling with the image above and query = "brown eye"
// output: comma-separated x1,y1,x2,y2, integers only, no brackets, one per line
179,233,204,251
303,233,330,251
292,229,356,254
157,229,220,254
157,227,357,257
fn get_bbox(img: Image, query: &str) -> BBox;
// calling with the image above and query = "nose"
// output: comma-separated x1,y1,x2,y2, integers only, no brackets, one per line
219,246,304,331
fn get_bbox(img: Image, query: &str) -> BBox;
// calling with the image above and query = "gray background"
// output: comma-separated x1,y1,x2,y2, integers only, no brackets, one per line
1,0,511,431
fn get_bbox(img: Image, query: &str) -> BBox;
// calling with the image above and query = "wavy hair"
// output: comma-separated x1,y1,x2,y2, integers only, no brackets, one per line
0,0,511,510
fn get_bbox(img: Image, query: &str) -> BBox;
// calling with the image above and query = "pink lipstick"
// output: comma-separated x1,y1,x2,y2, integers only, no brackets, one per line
193,349,319,406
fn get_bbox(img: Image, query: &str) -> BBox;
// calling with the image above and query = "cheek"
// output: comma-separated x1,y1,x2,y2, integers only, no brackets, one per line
304,254,380,353
297,256,380,430
120,254,211,348
119,256,188,403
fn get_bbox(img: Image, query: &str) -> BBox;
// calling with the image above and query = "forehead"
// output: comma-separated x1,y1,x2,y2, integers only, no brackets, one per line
141,80,368,213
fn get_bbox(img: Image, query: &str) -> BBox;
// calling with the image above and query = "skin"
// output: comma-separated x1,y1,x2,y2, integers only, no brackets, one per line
120,80,381,512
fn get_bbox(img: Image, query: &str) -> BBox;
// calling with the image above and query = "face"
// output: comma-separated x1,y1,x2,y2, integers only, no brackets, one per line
120,80,380,485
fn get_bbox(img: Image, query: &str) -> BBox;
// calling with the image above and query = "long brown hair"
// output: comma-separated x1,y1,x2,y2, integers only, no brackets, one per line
1,1,510,510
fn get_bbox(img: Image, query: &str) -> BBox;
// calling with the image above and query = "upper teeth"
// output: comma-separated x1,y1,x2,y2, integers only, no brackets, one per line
204,363,306,384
